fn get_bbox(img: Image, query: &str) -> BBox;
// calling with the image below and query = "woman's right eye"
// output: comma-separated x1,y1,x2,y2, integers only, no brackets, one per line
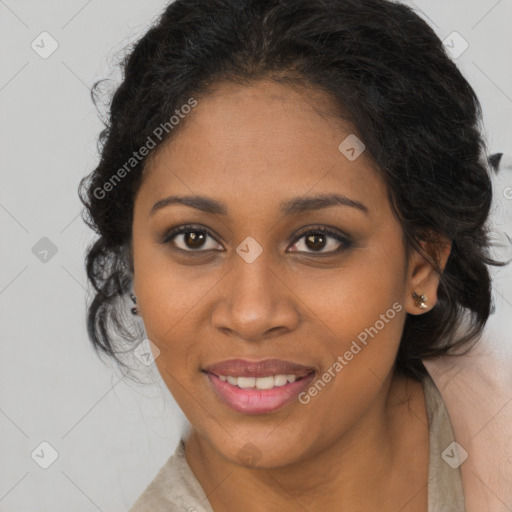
162,225,223,252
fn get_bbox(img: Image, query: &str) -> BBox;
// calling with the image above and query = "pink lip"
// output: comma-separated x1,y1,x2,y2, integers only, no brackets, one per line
204,358,316,378
205,372,316,415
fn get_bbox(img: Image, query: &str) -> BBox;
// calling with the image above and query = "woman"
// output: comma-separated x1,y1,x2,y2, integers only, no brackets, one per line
79,0,510,510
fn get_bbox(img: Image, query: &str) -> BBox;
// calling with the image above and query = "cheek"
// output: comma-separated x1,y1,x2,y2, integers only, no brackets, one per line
133,227,197,329
301,237,407,383
132,240,220,384
291,268,406,449
304,239,406,333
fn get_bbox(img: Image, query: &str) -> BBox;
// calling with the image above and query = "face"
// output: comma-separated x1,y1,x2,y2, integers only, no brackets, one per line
132,80,433,468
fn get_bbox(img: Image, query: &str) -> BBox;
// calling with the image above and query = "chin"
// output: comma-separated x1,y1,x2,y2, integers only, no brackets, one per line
202,425,312,469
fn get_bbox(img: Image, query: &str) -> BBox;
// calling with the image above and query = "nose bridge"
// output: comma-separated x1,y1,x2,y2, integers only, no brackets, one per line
212,246,299,341
233,249,275,307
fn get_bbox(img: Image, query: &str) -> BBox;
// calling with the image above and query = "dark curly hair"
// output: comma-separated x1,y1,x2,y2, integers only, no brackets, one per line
79,0,507,381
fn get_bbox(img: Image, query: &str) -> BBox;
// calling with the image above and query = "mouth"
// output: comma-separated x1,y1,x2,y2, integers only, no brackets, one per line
202,359,317,415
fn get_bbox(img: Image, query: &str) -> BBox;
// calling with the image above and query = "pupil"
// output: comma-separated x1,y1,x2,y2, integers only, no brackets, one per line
306,233,326,251
186,231,205,249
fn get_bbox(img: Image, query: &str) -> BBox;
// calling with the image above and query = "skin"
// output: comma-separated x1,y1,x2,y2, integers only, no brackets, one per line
131,79,451,511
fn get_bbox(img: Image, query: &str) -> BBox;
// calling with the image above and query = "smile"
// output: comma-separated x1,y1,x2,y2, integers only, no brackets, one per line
203,358,317,415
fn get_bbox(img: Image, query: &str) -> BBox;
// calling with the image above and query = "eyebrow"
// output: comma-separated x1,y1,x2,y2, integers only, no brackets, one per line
150,193,368,216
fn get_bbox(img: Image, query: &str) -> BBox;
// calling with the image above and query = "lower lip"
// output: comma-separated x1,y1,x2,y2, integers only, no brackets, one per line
205,372,316,415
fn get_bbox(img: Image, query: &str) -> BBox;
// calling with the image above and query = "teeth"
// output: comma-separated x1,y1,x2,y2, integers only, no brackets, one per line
237,377,256,388
274,374,288,386
217,374,302,389
254,376,274,390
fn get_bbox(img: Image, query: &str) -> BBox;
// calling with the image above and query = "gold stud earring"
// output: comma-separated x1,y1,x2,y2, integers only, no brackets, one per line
412,292,428,310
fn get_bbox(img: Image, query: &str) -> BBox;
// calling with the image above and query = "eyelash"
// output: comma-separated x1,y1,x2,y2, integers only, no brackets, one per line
161,224,353,255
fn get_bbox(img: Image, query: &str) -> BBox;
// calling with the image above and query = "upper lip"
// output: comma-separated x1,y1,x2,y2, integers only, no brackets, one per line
203,359,316,378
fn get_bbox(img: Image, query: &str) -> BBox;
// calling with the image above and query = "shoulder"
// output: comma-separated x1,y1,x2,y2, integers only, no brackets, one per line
129,439,213,512
424,339,512,512
128,449,178,512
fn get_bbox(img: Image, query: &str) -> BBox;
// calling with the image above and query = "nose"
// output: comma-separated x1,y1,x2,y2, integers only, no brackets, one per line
211,254,301,342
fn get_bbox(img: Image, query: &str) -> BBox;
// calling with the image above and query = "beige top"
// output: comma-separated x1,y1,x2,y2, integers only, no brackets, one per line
129,373,465,511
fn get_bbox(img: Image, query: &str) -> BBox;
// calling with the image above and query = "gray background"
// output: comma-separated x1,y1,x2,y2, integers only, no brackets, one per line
1,1,511,510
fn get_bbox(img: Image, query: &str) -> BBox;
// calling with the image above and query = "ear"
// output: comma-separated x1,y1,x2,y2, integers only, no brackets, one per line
405,233,452,315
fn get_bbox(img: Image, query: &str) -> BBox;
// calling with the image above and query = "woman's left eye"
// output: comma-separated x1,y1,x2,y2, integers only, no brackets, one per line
288,227,352,254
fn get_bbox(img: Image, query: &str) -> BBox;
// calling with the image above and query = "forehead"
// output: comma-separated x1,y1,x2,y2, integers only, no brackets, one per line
139,80,388,217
